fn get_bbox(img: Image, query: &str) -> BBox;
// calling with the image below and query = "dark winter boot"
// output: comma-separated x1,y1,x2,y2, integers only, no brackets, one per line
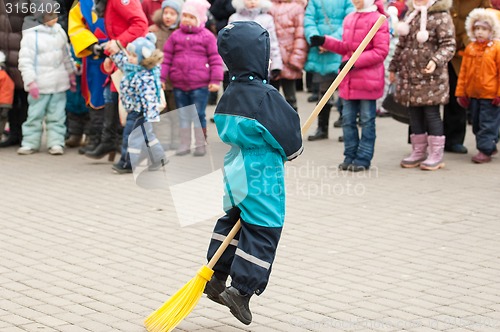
85,102,118,161
65,135,83,148
307,105,330,141
204,276,226,305
193,128,207,156
79,107,103,154
219,286,252,325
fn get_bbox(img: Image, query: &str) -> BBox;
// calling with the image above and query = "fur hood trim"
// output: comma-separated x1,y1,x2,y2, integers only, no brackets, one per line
232,0,272,13
408,0,452,13
465,8,500,42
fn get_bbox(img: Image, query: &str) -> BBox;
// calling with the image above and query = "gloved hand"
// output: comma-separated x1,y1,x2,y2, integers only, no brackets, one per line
270,69,281,80
338,60,353,73
89,43,106,58
28,82,39,99
456,96,470,109
492,97,500,107
310,35,325,47
69,73,77,93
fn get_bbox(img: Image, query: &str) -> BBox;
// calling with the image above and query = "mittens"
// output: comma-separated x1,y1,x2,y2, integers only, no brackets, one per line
456,96,470,109
69,73,77,93
310,35,325,47
492,97,500,107
89,43,106,58
28,82,39,99
338,60,353,73
270,69,281,80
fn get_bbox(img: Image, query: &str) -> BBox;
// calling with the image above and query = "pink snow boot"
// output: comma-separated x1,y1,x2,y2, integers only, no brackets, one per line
420,135,445,170
401,134,428,168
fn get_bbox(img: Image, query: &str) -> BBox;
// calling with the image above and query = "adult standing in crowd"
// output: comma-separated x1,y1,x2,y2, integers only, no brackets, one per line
68,0,109,154
0,0,29,148
142,0,163,26
444,0,491,154
83,0,148,160
303,0,354,141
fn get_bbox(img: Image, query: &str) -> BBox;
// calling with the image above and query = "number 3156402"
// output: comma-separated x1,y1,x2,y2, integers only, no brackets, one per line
5,1,61,15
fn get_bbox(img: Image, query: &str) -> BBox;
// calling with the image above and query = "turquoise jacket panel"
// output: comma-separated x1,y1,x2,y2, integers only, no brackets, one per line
304,0,354,75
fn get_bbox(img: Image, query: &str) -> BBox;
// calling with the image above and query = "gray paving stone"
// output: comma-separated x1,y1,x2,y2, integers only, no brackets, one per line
1,91,499,331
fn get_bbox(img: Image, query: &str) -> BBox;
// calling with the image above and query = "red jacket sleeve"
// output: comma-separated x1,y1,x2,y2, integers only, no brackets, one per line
105,0,148,47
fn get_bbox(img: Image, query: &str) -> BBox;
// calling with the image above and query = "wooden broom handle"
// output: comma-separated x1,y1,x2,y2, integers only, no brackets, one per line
207,220,242,269
301,15,387,137
207,15,386,270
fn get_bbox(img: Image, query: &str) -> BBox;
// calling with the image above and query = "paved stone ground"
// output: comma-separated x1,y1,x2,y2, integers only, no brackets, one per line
1,90,499,332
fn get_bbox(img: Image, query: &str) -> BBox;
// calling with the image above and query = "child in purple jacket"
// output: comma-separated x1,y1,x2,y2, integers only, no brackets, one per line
310,0,389,172
160,0,224,157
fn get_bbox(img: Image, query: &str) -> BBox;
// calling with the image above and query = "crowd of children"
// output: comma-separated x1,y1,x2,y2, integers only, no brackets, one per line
1,0,499,173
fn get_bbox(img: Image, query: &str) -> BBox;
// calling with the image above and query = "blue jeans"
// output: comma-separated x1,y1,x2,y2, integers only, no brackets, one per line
118,112,144,168
470,98,500,155
342,99,376,167
173,87,209,128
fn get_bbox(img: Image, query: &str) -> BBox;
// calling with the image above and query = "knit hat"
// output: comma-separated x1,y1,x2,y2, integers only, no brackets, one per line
127,33,158,64
182,0,211,27
34,0,59,24
397,0,436,43
0,51,5,65
161,0,184,28
358,0,385,15
473,20,492,29
162,0,183,15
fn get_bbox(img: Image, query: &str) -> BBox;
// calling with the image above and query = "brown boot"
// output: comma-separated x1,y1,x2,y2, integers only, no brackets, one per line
65,135,83,148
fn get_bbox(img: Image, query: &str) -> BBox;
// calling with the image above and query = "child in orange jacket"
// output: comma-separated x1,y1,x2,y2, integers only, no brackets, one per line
0,51,15,138
456,8,500,164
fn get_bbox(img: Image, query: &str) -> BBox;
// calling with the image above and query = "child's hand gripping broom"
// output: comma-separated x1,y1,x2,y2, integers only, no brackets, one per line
144,14,387,332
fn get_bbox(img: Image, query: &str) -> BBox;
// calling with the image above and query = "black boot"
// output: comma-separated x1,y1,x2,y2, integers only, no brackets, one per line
219,286,252,325
79,107,103,154
307,105,330,141
85,101,118,161
0,135,21,147
204,276,226,305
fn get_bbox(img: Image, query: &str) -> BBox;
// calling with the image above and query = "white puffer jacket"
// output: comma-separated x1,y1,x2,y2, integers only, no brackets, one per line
18,23,75,94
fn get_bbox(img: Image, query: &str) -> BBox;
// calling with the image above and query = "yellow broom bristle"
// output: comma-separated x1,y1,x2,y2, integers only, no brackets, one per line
144,265,214,332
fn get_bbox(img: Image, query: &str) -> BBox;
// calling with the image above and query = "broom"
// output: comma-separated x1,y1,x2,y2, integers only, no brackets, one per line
144,14,387,332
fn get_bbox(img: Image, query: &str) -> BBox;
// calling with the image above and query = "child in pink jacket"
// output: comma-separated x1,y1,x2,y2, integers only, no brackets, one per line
309,0,389,171
160,0,224,157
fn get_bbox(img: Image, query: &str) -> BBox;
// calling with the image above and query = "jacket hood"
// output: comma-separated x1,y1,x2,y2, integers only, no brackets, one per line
232,0,272,13
408,0,452,13
217,21,269,82
465,8,500,42
22,20,63,34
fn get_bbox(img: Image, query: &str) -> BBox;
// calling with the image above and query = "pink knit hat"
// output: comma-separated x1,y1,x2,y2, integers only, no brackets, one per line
397,0,436,43
182,0,210,27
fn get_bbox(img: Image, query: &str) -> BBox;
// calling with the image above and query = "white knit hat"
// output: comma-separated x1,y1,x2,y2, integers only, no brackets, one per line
397,0,436,43
0,51,5,65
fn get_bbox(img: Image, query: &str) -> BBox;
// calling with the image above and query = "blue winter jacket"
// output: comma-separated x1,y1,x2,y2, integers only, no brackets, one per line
304,0,354,75
215,21,303,228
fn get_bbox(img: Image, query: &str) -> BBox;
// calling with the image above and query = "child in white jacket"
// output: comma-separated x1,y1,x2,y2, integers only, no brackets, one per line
18,7,76,155
229,0,283,77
